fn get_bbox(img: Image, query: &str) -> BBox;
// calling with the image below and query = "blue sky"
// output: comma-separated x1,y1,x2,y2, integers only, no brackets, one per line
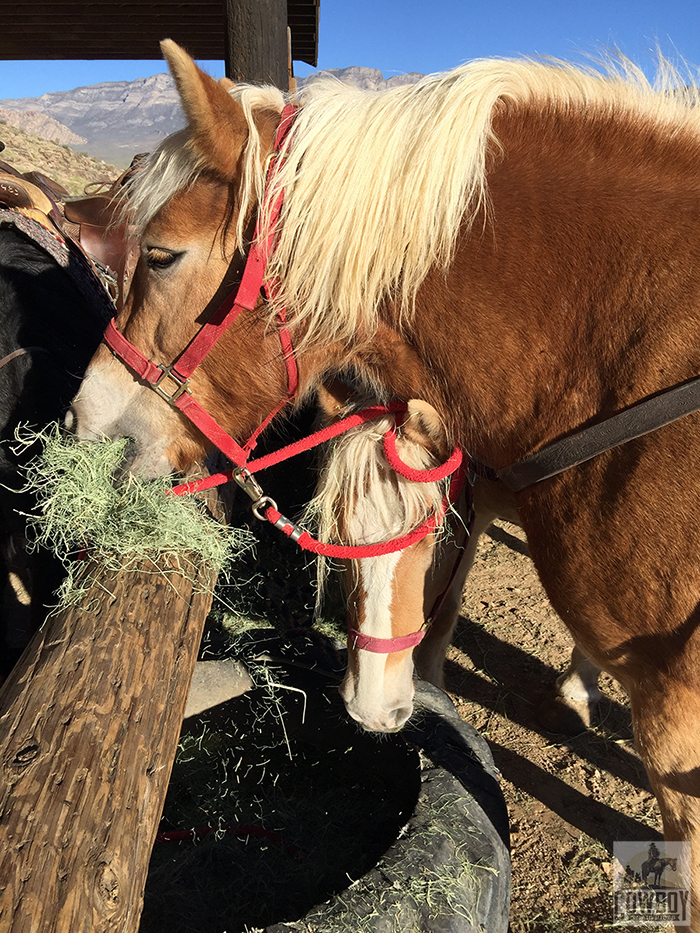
1,0,700,99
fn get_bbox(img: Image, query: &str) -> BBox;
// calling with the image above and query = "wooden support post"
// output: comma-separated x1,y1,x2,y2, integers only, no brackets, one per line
0,550,217,933
224,0,289,87
288,27,297,94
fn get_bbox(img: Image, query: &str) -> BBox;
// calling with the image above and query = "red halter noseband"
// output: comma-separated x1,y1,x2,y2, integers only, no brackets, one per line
102,104,467,652
348,627,428,653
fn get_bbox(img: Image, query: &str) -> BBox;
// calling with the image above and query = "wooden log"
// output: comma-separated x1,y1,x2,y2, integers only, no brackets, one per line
224,0,288,87
0,549,218,933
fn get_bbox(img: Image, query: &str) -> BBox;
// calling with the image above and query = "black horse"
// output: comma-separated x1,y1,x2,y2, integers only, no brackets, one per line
0,214,112,675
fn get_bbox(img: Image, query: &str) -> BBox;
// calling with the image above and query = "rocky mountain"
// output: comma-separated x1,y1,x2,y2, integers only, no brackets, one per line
0,67,424,168
0,107,86,147
0,121,119,195
298,66,423,92
0,73,184,167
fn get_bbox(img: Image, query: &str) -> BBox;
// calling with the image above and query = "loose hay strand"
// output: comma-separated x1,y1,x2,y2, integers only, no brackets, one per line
13,424,254,608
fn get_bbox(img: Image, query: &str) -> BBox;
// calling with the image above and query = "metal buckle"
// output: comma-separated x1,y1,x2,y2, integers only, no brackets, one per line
263,149,289,183
263,151,278,179
153,364,191,404
272,511,303,541
252,496,278,521
233,468,265,502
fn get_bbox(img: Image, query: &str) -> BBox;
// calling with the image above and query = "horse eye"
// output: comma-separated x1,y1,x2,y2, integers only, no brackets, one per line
145,247,181,270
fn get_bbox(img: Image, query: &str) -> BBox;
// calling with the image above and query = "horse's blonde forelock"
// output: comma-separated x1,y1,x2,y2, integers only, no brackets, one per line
227,83,285,245
306,414,449,546
125,129,200,234
305,409,452,610
124,83,284,246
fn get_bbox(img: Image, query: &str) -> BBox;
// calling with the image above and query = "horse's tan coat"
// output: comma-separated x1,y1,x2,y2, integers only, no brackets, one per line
71,43,700,929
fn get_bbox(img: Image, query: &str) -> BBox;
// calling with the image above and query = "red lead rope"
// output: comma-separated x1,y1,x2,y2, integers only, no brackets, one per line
257,450,466,560
170,403,467,560
169,403,408,496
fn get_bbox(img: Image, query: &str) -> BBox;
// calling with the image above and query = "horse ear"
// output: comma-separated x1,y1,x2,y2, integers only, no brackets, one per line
160,39,249,179
316,378,355,419
404,399,451,458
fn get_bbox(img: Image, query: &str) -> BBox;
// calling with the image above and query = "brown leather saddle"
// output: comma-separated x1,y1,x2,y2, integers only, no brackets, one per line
0,150,145,306
0,169,64,227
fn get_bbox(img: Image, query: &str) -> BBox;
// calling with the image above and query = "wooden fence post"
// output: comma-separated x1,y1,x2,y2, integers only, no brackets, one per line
224,0,289,87
0,548,218,932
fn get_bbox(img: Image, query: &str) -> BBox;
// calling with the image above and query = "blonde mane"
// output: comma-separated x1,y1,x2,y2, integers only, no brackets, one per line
268,56,700,347
128,55,700,348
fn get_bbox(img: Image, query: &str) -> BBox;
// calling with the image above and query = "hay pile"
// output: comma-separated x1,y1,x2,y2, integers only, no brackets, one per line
14,424,253,608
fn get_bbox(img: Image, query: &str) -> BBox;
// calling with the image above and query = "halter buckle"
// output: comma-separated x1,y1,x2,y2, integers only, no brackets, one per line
233,470,278,521
263,151,278,179
233,467,265,502
263,150,287,181
153,364,191,404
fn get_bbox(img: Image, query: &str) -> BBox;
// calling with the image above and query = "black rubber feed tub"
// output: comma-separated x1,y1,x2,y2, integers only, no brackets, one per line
140,633,510,933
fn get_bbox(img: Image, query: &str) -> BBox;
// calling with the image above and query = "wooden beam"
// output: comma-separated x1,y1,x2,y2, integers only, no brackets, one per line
0,2,319,68
224,0,289,87
288,27,297,93
0,550,218,932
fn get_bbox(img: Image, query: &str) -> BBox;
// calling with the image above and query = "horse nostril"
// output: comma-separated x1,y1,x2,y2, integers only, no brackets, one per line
392,706,413,730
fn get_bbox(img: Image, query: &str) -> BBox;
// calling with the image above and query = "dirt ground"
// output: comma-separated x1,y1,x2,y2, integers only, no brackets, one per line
214,446,676,933
449,519,671,933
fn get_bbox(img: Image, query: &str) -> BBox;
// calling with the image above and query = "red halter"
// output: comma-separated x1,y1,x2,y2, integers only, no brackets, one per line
104,104,465,547
102,105,468,651
348,626,428,654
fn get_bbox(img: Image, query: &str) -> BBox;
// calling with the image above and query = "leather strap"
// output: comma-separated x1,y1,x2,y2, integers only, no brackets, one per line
498,373,700,492
0,346,47,371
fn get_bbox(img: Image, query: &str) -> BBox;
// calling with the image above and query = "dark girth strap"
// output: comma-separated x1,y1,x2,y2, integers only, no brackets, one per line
497,373,700,492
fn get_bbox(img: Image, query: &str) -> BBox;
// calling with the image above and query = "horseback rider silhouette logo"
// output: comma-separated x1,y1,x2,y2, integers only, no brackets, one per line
640,842,678,887
613,841,690,926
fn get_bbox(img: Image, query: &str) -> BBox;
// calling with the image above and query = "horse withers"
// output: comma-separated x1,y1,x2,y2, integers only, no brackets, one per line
69,40,700,925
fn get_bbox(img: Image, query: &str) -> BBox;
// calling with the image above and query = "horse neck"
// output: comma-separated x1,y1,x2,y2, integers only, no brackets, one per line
399,102,700,470
295,320,429,403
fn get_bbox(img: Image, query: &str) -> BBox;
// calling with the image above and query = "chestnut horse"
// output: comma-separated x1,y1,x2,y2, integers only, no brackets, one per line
69,40,700,922
311,394,602,733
